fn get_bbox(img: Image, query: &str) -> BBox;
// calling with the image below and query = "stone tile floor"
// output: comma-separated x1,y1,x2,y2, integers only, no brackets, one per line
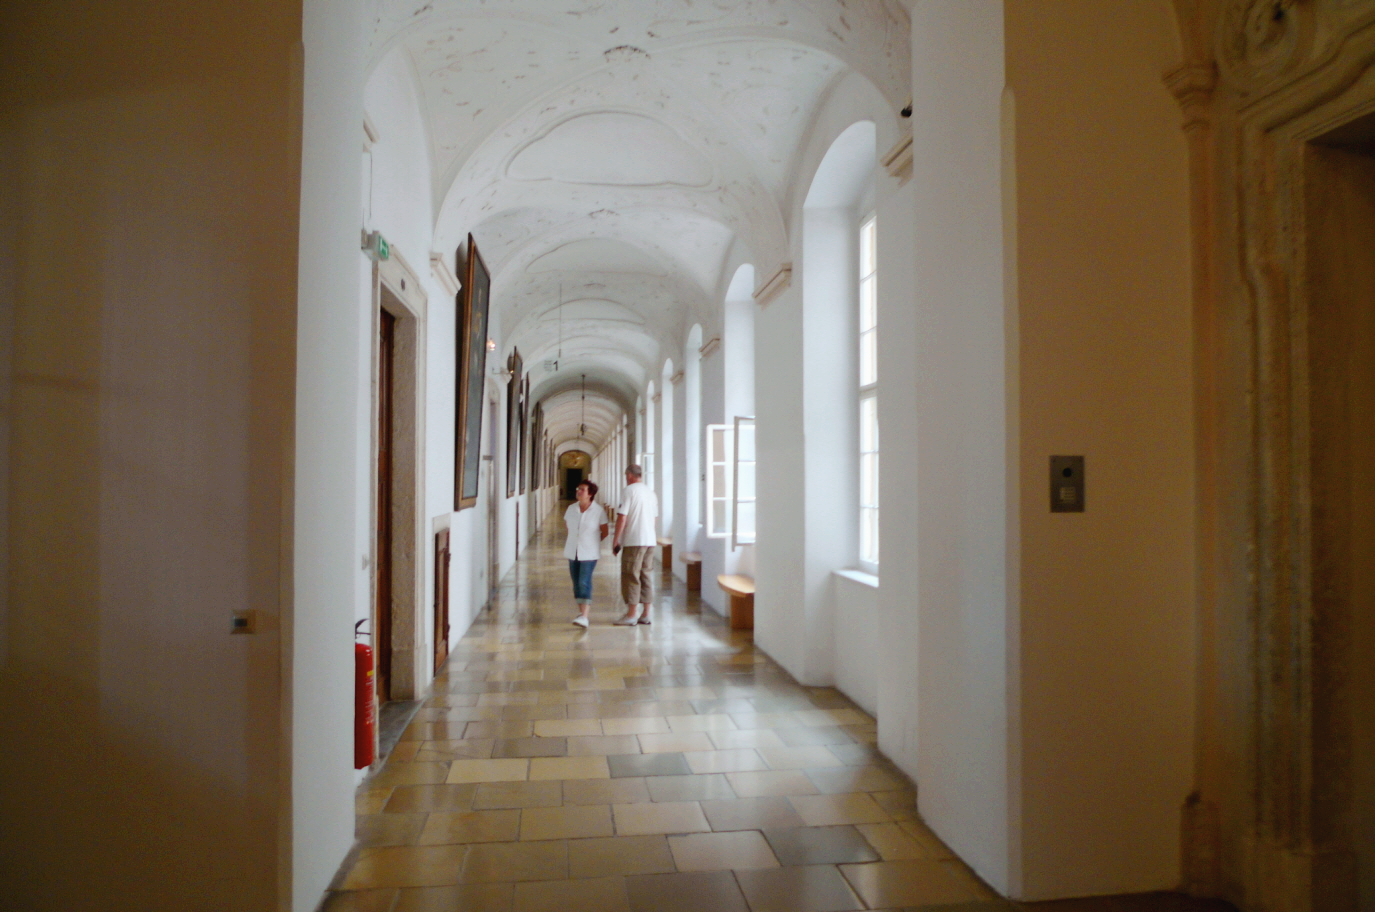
324,512,1237,912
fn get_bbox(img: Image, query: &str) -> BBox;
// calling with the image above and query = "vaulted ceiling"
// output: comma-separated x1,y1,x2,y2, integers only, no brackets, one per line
365,0,910,454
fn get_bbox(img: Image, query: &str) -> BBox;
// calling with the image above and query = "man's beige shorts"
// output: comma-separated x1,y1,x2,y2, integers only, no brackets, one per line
620,545,656,606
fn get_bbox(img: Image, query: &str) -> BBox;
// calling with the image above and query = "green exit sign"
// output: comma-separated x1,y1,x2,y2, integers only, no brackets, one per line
363,230,390,261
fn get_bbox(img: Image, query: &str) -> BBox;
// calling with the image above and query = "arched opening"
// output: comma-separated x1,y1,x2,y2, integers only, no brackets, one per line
559,450,592,501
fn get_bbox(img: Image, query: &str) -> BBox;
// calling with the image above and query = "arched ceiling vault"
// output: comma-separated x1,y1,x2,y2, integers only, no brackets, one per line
362,1,910,456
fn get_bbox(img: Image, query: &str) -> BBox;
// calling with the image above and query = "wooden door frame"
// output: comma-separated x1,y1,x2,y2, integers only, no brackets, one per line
370,250,428,700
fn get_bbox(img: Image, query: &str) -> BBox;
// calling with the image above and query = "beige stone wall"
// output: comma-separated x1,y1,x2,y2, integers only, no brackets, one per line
1006,0,1197,898
0,2,305,908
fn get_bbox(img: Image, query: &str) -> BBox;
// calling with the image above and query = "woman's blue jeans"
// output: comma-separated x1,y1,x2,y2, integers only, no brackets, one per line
568,559,596,602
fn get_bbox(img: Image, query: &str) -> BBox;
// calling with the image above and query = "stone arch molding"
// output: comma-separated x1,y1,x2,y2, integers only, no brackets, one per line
1186,2,1375,911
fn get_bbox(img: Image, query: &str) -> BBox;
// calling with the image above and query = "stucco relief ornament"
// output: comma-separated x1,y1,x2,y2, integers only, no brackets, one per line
1216,0,1312,92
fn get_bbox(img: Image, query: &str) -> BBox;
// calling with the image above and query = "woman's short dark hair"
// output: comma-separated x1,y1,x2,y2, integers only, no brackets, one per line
578,480,599,499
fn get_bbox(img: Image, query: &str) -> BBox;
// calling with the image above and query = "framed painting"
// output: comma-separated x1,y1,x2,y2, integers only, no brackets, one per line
519,373,530,494
506,347,523,498
455,234,490,511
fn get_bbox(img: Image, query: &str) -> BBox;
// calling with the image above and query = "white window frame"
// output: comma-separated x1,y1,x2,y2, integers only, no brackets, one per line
858,214,879,573
704,423,732,539
731,416,756,549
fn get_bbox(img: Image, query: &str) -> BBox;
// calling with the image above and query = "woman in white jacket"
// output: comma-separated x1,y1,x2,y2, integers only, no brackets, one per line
563,480,608,628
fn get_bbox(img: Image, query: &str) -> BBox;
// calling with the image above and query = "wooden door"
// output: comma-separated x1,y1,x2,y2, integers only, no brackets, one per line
434,529,450,670
375,309,395,702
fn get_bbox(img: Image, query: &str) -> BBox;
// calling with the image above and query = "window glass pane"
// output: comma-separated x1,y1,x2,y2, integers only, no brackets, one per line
861,218,876,275
860,396,877,451
860,455,876,507
711,499,729,535
712,464,728,496
860,278,876,331
736,501,756,539
737,465,756,501
860,331,877,388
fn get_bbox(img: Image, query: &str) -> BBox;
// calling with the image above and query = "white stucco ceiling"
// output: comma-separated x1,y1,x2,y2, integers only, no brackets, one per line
363,0,910,454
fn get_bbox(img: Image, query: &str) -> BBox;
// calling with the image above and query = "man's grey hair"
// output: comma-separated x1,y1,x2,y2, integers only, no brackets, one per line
625,463,643,478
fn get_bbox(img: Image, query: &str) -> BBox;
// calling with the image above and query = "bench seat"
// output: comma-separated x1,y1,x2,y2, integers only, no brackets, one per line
718,574,755,630
681,551,702,591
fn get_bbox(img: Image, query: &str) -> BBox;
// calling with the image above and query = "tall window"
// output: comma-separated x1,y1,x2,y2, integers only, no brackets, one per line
705,423,732,538
859,215,879,569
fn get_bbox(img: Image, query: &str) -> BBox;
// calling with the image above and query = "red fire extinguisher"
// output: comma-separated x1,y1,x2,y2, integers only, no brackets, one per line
355,620,376,769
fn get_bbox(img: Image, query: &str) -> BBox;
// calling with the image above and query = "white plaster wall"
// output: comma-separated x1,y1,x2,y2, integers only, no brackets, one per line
833,573,880,716
697,343,727,615
295,1,367,905
1005,0,1194,897
754,73,895,687
905,0,1014,894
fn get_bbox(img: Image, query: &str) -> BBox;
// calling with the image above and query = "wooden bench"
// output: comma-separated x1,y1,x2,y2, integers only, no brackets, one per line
681,552,702,591
717,574,755,630
657,537,673,572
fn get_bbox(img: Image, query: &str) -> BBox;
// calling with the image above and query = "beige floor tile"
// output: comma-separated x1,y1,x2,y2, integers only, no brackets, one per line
562,777,652,805
637,732,714,753
898,818,957,858
729,712,802,729
392,882,515,912
520,804,614,840
533,719,604,738
414,739,496,762
471,781,563,810
654,686,718,700
733,864,866,912
665,713,736,732
342,845,467,889
418,810,521,845
706,729,788,751
389,741,422,763
724,770,820,798
838,858,976,908
478,692,540,706
794,708,872,727
757,746,845,770
460,840,568,883
357,788,394,814
464,721,536,740
645,774,736,803
513,876,630,912
448,759,529,784
385,784,478,813
320,888,399,912
529,755,610,780
872,788,919,820
855,821,930,860
612,801,711,836
804,765,906,794
371,762,453,788
358,813,428,847
568,677,627,691
487,670,544,682
601,717,670,736
668,830,780,871
567,835,676,878
788,793,890,826
623,870,750,912
596,665,649,678
567,734,641,756
684,748,769,774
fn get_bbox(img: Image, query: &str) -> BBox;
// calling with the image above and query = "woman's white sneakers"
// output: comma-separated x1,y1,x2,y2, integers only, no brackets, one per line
572,615,589,628
613,614,640,626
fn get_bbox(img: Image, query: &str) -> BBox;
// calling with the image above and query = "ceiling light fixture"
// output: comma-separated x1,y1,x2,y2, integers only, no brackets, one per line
579,373,587,439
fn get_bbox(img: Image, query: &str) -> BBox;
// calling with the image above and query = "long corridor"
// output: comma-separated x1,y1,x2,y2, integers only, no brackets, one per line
325,510,1000,912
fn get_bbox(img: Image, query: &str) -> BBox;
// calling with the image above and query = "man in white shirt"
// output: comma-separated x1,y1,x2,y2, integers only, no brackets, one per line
612,463,659,625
